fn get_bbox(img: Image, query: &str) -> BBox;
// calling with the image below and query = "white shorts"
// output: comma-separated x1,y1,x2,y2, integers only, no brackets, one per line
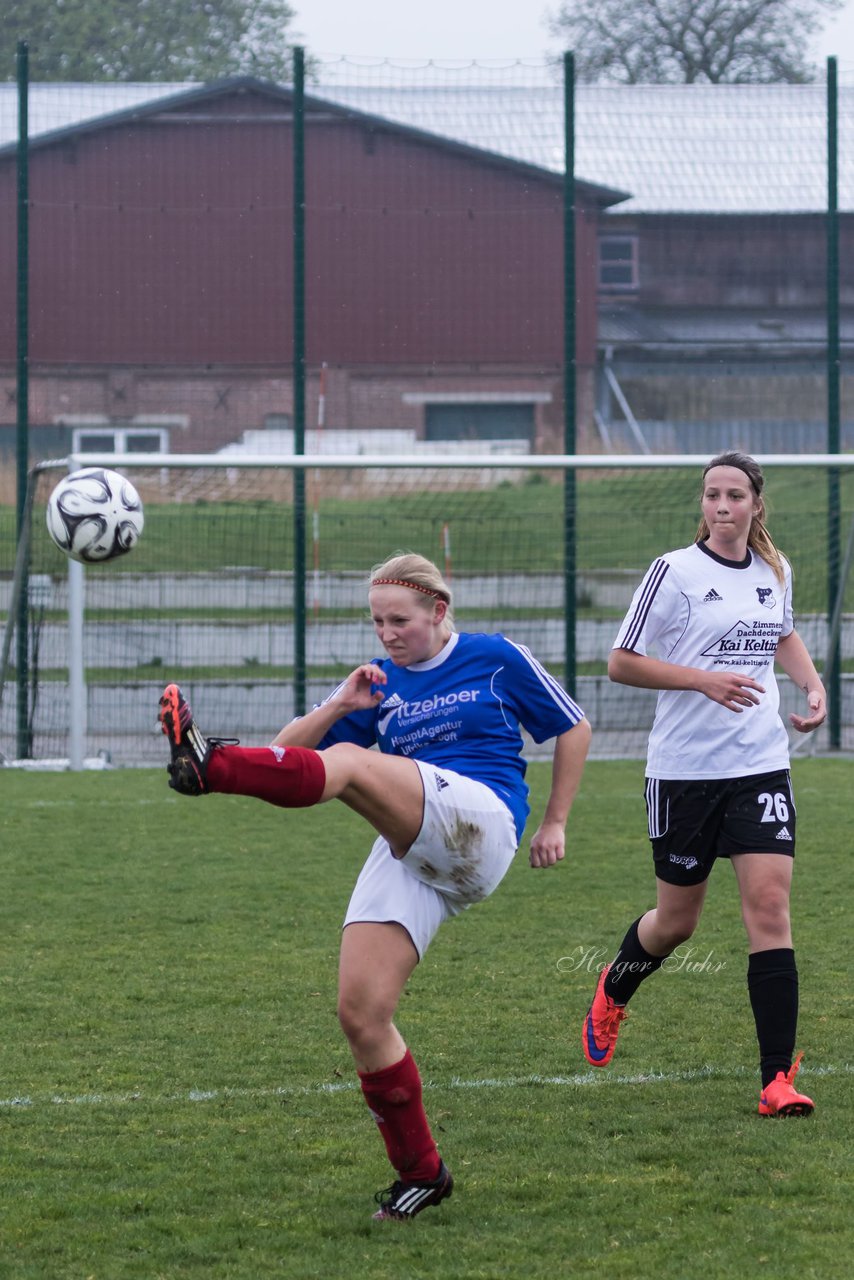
342,761,518,959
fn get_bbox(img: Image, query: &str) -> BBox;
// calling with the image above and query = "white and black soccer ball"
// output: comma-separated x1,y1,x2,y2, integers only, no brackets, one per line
46,468,144,564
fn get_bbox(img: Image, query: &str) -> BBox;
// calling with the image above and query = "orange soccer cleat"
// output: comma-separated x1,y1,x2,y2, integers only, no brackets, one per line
158,683,236,796
758,1052,815,1118
582,964,628,1068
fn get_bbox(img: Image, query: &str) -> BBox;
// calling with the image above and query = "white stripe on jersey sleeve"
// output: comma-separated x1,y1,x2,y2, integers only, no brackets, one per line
505,639,585,723
315,677,349,711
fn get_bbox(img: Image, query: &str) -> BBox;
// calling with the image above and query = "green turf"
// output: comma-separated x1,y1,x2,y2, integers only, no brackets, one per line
0,759,850,1278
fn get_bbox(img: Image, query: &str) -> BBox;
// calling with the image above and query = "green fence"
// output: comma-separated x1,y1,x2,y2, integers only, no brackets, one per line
2,454,852,765
2,49,853,760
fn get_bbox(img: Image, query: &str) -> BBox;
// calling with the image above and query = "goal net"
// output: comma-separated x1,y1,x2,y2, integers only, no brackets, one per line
2,453,852,767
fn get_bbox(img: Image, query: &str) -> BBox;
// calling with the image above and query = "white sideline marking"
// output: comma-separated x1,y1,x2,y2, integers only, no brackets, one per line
24,798,164,808
1,1062,851,1111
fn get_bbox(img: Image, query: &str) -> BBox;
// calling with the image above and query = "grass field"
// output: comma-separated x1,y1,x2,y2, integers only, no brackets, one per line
1,759,851,1278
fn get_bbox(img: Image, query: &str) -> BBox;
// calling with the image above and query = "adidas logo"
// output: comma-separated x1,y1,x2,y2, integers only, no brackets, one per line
376,691,403,731
703,588,723,602
434,773,450,791
776,826,792,841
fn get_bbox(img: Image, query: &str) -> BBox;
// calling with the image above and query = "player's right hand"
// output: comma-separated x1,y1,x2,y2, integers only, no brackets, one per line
335,663,387,712
699,670,765,712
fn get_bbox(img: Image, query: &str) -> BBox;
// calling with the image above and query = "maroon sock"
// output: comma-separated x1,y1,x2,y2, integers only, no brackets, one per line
205,744,326,808
358,1049,441,1183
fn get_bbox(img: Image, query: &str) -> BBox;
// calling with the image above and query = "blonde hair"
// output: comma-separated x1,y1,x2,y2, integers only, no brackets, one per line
369,552,455,630
696,451,786,586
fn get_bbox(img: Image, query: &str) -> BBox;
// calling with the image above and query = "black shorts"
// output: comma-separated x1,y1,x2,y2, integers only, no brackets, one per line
645,769,796,887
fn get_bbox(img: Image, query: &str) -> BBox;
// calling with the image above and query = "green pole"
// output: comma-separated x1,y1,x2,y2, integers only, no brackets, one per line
16,40,31,759
563,51,577,694
826,57,841,749
292,46,307,717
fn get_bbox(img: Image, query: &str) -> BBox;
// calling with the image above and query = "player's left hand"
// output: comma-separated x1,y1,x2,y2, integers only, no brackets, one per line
529,820,566,868
789,688,827,733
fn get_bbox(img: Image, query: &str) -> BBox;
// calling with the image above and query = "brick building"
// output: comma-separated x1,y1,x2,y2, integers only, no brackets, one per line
0,77,621,463
3,75,852,463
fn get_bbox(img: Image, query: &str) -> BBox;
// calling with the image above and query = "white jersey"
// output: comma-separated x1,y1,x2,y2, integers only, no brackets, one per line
613,541,794,780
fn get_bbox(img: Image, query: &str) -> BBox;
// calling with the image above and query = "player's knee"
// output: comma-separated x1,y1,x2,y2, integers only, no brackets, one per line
743,892,790,939
320,742,364,797
336,994,366,1048
337,991,393,1050
655,911,699,950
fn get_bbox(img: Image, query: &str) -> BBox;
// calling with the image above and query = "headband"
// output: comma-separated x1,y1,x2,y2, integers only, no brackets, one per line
704,463,760,495
370,577,445,600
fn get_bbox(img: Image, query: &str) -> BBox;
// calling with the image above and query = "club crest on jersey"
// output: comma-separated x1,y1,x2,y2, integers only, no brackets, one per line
756,587,775,609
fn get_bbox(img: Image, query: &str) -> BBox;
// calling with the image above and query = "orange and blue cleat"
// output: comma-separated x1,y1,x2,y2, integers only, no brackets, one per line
582,964,628,1068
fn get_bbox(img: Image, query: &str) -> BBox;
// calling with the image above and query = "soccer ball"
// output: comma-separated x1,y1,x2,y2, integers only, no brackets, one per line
46,468,144,564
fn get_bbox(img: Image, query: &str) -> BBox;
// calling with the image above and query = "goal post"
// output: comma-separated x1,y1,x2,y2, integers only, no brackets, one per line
3,451,852,768
1,461,50,762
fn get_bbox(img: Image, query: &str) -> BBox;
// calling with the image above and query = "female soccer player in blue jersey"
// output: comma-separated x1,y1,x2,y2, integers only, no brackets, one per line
159,551,591,1219
581,452,826,1119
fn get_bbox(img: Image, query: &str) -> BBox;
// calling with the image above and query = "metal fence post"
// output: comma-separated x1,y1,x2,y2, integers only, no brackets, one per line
16,40,31,759
563,50,577,695
826,57,841,749
293,46,307,717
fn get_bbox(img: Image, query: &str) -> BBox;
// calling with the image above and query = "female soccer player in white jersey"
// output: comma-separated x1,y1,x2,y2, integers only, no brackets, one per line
158,552,591,1219
582,451,826,1118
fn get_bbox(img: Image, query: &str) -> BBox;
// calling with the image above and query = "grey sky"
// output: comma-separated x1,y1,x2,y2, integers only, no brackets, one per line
291,0,854,68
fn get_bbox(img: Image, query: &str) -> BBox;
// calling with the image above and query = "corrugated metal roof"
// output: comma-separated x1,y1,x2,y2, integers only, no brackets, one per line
0,82,191,146
316,79,854,214
1,75,852,213
0,77,626,205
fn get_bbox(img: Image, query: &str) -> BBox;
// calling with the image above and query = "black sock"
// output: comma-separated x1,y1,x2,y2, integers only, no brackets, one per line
603,917,669,1005
747,947,798,1088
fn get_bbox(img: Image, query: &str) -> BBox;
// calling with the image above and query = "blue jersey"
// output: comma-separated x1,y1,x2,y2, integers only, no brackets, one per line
316,631,585,842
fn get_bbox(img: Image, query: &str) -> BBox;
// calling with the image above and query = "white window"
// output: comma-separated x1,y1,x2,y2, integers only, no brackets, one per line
402,391,551,448
598,235,639,291
264,413,293,430
71,424,170,454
